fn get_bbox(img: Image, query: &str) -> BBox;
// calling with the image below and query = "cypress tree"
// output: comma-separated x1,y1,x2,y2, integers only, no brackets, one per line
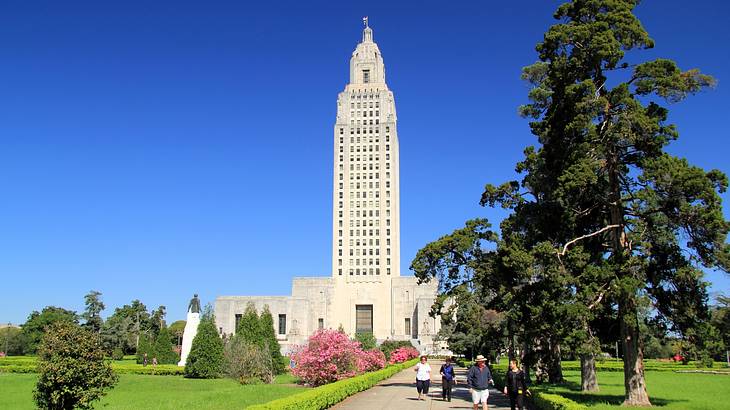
135,334,153,365
153,326,179,365
236,302,263,348
184,315,224,379
260,305,284,374
484,0,727,404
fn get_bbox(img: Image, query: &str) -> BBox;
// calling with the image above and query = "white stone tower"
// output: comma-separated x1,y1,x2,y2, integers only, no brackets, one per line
331,19,401,281
326,19,403,339
216,21,442,350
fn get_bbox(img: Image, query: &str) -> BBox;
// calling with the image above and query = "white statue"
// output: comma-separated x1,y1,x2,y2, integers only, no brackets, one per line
178,294,202,366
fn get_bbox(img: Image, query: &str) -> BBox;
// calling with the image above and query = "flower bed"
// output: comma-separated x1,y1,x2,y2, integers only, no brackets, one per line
388,346,419,364
290,330,388,386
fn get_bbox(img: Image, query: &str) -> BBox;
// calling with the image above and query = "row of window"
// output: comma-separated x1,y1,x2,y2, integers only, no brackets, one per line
338,248,391,256
338,126,391,136
338,135,390,145
339,191,390,199
339,161,390,172
348,122,380,130
350,101,379,109
337,267,392,275
349,93,380,100
340,219,391,227
351,110,379,118
337,165,391,180
337,200,392,209
338,182,391,191
337,258,391,266
336,238,390,247
336,228,392,237
337,210,390,218
339,144,388,154
338,160,390,173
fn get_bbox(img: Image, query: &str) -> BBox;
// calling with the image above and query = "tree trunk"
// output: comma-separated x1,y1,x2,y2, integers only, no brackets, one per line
580,353,599,392
522,339,531,383
548,340,563,383
606,148,650,406
620,297,651,406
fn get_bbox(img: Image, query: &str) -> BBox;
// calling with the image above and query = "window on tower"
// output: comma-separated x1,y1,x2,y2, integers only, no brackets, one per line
363,70,370,83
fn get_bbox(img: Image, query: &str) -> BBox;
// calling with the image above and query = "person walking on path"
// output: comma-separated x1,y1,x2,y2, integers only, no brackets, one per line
467,355,494,410
414,355,432,401
503,359,529,410
439,356,456,401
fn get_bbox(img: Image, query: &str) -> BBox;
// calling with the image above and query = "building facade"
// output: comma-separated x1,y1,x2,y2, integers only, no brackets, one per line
215,23,442,354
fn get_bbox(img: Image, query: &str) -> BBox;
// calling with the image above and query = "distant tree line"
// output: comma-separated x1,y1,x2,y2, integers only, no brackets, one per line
2,290,184,363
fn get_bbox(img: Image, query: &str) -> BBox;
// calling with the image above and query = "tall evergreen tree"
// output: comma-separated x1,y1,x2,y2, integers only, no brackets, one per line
259,305,284,374
153,326,179,365
236,302,263,348
135,334,153,364
185,313,224,379
82,290,105,334
485,0,728,404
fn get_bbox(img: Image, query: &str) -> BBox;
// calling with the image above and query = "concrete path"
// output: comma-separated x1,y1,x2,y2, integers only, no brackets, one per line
333,360,512,410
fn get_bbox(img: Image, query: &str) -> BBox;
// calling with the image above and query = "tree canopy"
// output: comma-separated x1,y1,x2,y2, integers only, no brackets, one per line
412,0,728,406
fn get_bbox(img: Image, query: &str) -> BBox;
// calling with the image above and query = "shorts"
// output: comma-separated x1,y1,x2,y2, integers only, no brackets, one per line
471,388,489,404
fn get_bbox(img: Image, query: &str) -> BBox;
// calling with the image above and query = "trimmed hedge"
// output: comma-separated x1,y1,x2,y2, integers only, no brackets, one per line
0,364,36,373
531,392,588,410
247,358,419,410
491,364,587,410
0,357,184,376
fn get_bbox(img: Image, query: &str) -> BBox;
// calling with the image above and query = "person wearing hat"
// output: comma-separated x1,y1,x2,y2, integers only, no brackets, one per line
467,355,494,410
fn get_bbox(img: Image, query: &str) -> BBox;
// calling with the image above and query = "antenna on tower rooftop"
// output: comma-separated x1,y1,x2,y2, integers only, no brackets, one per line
363,16,369,28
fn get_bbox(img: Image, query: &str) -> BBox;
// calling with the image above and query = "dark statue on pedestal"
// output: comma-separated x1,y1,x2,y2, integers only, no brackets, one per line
188,294,201,314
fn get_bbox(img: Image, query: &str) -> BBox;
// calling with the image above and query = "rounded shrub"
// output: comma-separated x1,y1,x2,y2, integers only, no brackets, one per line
34,321,118,410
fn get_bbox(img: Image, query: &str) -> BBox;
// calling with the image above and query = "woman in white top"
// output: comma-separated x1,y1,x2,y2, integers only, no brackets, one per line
414,355,432,400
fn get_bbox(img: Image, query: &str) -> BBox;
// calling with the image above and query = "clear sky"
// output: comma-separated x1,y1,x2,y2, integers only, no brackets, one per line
1,0,728,325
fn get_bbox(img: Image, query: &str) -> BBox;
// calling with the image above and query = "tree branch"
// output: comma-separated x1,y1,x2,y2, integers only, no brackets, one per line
558,224,622,257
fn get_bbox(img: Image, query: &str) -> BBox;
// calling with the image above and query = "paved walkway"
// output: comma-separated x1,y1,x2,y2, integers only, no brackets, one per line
333,360,512,410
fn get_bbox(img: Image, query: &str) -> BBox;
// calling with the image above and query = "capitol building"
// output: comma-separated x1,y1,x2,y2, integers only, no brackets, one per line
215,22,443,354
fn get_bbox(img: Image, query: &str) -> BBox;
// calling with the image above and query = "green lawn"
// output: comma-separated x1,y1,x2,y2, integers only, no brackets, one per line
0,373,305,410
487,360,730,410
548,370,730,410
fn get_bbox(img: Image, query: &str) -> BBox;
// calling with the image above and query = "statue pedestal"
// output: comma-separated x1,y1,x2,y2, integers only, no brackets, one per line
178,312,200,367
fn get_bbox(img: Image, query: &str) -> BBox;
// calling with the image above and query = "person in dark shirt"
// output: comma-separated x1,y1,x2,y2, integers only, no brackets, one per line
466,355,493,410
503,359,529,410
439,356,456,401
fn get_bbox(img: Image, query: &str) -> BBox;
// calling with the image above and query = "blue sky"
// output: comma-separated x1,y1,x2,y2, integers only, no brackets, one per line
1,0,728,325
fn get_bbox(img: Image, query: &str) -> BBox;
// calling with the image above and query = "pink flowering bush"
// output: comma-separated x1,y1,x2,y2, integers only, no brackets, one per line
388,346,419,364
291,330,361,386
357,349,386,373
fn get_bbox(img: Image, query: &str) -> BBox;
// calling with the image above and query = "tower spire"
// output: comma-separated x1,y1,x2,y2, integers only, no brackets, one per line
362,17,373,43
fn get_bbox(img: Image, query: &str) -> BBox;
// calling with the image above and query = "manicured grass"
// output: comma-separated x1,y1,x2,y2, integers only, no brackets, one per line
488,361,730,410
0,373,305,410
553,369,730,409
